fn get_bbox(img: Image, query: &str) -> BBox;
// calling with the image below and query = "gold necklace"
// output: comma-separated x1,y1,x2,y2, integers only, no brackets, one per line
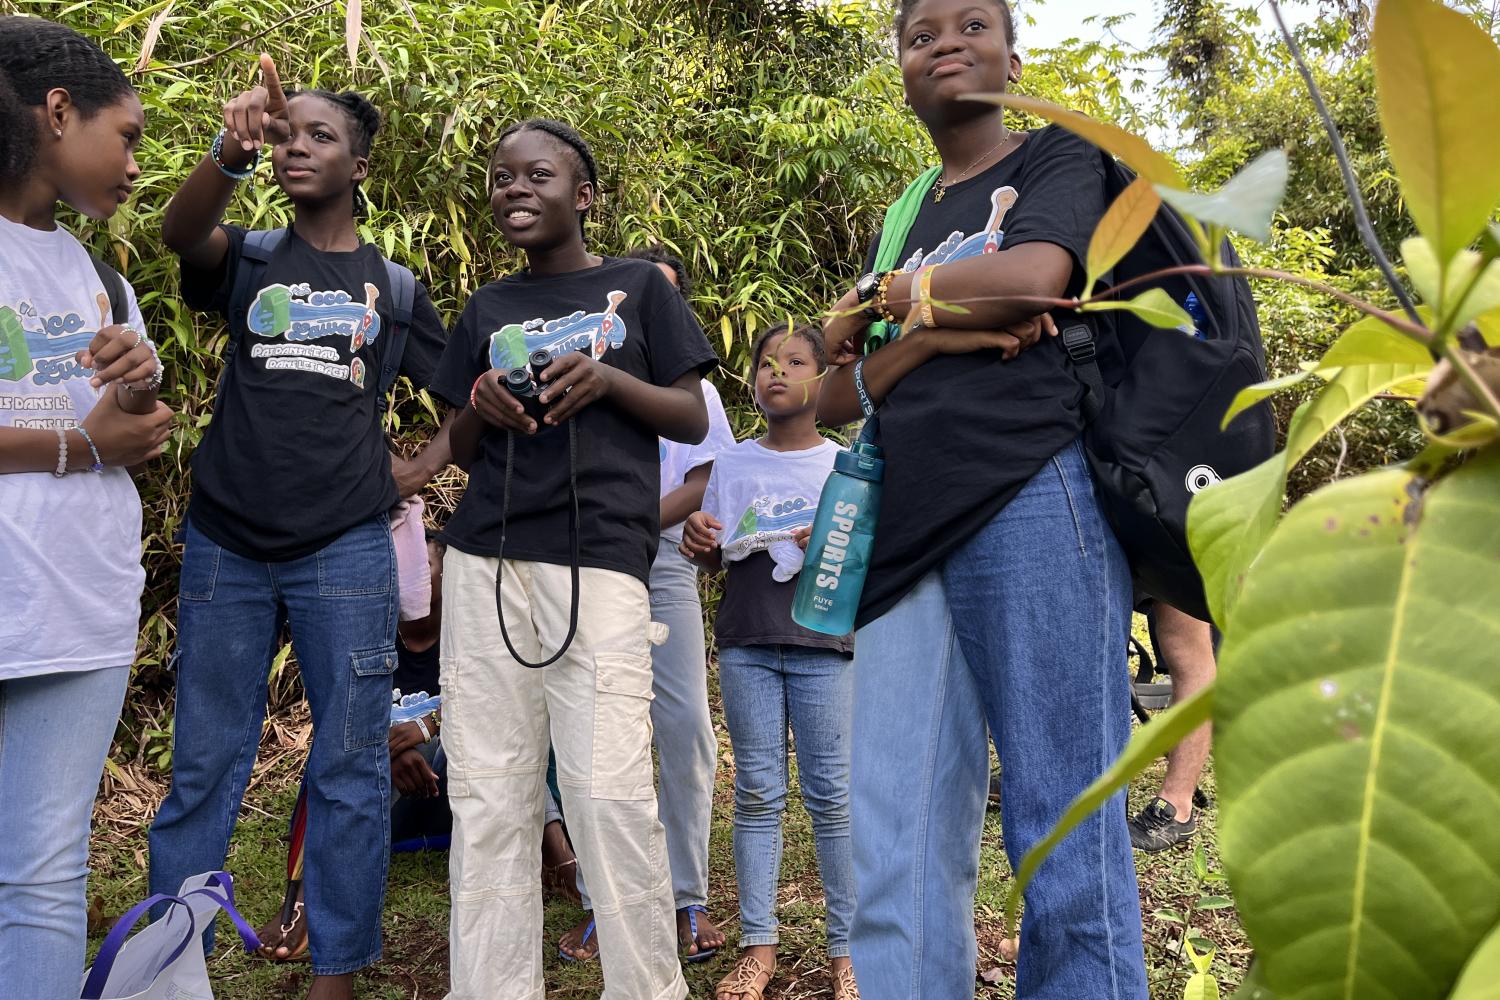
932,131,1015,203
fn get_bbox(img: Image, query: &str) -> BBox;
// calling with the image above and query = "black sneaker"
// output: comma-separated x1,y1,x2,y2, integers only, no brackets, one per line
1128,797,1196,852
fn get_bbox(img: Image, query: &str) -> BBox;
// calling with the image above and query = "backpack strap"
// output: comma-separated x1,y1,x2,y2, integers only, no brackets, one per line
228,227,289,344
90,256,129,325
1061,321,1105,424
378,258,416,397
865,165,943,352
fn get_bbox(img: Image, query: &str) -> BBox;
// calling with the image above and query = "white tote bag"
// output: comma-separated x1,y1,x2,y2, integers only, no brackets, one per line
80,871,261,1000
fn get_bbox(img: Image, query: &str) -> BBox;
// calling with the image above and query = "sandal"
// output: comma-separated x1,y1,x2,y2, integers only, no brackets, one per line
558,916,598,963
256,899,308,962
679,904,720,964
833,965,861,1000
715,954,773,1000
543,857,581,904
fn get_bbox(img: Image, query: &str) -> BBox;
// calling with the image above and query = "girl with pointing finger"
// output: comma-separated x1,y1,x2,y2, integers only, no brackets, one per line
147,54,451,1000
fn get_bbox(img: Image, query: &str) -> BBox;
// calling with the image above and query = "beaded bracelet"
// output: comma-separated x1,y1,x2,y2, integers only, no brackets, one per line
75,426,104,474
470,373,487,411
123,334,163,393
52,428,69,478
210,129,259,181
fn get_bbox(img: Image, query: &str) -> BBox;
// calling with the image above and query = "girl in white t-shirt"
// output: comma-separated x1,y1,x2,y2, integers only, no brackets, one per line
0,17,173,1000
680,324,859,1000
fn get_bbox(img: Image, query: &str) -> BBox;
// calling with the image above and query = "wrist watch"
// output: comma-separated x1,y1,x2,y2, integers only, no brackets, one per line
854,270,889,320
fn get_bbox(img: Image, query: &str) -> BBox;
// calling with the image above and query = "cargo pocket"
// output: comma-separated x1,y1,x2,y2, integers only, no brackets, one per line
346,648,397,751
591,652,655,801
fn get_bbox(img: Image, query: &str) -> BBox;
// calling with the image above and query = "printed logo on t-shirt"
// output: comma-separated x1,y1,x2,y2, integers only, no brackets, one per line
723,492,817,562
0,293,113,410
487,290,629,370
900,186,1019,272
245,281,382,385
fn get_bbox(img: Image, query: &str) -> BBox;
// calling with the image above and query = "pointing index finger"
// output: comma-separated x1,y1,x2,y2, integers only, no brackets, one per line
259,53,286,105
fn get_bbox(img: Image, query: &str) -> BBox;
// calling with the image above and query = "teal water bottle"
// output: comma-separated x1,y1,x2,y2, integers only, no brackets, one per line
792,425,884,636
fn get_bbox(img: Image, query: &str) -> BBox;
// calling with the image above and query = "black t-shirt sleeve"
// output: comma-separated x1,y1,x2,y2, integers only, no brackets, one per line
999,126,1107,298
862,231,880,273
179,223,249,314
640,267,718,387
429,295,483,410
398,281,448,390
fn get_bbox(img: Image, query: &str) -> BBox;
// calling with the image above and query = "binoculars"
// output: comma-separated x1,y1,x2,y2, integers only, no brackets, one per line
504,348,556,424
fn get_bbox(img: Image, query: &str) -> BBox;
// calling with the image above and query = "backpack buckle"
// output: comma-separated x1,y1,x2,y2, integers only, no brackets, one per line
1061,324,1096,364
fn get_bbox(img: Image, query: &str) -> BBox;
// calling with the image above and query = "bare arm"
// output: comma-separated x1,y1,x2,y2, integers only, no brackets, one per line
162,54,290,268
392,408,457,498
660,462,712,530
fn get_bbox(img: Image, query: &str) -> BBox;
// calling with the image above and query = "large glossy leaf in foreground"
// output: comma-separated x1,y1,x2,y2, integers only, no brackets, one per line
1214,451,1500,1000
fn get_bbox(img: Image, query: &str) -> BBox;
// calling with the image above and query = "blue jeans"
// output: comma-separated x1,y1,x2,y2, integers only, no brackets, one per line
849,440,1147,999
0,666,130,1000
148,516,396,975
717,643,855,957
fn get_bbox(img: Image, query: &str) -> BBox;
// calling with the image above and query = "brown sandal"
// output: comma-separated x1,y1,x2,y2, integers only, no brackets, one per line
833,965,861,1000
715,954,774,1000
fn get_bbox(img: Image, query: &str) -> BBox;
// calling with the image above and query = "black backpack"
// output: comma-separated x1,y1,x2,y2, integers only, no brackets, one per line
1061,150,1276,623
90,256,129,325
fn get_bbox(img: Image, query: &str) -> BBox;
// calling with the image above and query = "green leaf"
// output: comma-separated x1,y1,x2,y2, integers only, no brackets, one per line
1228,963,1274,1000
1214,453,1500,1000
1154,150,1289,242
963,92,1183,187
113,0,173,32
1373,0,1500,262
1223,371,1313,431
1192,358,1430,624
1318,317,1435,372
1003,684,1213,934
1085,176,1160,295
1402,237,1442,307
1450,920,1500,999
1403,239,1500,338
1082,287,1193,330
1196,896,1236,911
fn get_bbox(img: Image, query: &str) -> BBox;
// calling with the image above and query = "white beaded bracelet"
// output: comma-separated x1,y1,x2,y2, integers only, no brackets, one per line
52,428,68,478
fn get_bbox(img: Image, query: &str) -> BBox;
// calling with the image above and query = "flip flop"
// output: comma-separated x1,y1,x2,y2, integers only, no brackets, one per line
681,904,720,964
558,917,597,963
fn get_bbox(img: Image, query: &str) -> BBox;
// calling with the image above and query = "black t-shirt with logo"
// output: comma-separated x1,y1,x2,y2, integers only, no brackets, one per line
430,256,718,584
857,125,1106,628
180,224,448,562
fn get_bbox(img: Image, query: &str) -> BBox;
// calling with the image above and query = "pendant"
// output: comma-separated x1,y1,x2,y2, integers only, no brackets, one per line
933,180,946,204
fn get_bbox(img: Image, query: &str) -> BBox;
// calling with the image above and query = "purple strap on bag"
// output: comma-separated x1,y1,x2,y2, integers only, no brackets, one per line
80,873,262,1000
80,893,193,999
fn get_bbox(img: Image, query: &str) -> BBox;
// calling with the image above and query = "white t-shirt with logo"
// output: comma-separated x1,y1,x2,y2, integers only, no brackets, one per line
659,379,736,544
0,215,147,680
703,438,840,582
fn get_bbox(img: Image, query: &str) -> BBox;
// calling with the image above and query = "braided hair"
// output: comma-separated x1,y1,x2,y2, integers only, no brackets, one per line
491,118,599,236
894,0,1015,47
625,243,692,298
0,17,133,184
285,88,382,217
751,321,828,374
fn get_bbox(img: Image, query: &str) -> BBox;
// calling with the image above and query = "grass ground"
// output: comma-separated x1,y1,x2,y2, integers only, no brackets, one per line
87,654,1249,999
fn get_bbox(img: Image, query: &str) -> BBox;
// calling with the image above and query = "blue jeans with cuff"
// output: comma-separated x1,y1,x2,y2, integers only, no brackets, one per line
849,439,1147,999
717,642,855,957
149,515,396,976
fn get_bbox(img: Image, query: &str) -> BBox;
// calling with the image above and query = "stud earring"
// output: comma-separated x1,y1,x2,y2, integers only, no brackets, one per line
54,128,63,137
